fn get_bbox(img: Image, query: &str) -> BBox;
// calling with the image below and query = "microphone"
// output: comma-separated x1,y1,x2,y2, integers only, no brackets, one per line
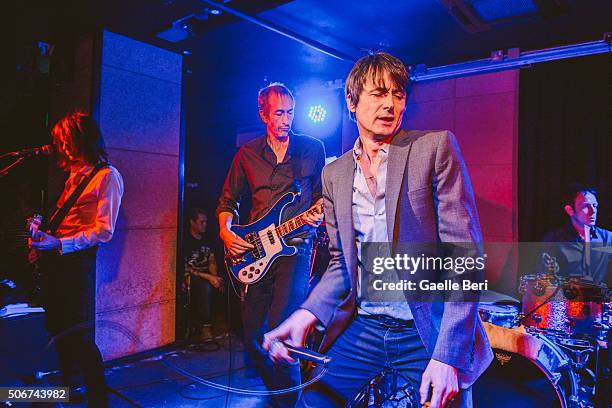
8,145,54,158
283,342,332,365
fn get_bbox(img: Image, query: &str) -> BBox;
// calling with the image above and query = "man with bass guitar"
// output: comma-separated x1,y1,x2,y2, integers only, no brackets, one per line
217,82,325,407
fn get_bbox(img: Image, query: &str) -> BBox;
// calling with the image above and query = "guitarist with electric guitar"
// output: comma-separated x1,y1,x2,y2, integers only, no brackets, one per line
28,112,123,407
217,83,325,407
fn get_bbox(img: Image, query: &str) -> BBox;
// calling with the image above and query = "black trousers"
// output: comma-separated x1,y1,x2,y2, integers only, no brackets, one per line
190,276,213,328
42,247,108,407
241,240,313,407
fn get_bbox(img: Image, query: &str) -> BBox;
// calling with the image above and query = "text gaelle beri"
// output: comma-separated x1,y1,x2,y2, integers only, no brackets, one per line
370,253,488,291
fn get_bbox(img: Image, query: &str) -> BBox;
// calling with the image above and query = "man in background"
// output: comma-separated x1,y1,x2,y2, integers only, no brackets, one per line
184,208,223,341
543,183,611,284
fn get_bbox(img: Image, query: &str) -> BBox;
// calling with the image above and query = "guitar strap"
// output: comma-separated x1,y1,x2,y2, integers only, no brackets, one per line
289,134,302,196
47,162,110,235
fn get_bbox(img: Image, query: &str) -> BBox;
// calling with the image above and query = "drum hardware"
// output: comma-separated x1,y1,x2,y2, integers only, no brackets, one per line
347,368,420,408
602,302,612,329
560,343,594,370
592,321,605,336
542,252,561,276
533,282,546,296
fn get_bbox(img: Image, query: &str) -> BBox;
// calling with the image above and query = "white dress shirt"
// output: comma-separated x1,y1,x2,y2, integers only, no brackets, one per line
54,163,124,254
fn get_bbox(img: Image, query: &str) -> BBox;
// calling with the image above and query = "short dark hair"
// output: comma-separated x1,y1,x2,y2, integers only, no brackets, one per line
258,82,294,115
51,112,108,168
562,182,597,208
345,52,409,111
188,207,207,222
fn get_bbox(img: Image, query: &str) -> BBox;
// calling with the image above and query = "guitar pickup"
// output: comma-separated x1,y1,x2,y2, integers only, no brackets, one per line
227,254,245,266
245,232,266,260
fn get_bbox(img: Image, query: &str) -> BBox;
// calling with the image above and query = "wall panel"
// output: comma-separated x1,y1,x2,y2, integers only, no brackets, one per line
406,71,519,291
95,31,182,360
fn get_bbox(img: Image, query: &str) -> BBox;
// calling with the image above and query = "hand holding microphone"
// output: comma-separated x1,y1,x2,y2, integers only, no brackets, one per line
269,339,331,365
263,308,326,364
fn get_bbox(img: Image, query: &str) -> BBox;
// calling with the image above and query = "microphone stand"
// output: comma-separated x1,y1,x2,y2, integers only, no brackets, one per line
582,224,593,281
0,156,25,179
0,147,49,179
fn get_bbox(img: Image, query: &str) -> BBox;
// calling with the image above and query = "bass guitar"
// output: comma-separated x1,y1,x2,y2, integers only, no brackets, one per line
225,192,323,285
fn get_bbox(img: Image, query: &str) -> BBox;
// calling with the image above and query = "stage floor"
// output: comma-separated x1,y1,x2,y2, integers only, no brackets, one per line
11,334,271,408
7,332,608,407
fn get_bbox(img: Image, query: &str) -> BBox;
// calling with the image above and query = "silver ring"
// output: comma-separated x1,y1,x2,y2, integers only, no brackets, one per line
269,339,282,350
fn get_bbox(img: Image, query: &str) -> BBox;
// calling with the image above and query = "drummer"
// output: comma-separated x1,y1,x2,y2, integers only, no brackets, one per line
543,183,611,285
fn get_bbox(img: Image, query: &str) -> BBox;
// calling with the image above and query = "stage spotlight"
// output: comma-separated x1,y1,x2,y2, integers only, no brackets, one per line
308,105,327,123
156,17,194,42
293,81,344,157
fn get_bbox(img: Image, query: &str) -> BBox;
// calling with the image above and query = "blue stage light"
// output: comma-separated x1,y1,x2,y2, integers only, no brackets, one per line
308,105,327,123
293,83,343,157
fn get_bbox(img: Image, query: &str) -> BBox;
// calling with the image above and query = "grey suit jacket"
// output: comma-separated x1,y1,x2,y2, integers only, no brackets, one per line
302,129,493,388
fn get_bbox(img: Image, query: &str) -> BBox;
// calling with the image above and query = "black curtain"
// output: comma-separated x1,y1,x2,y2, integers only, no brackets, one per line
518,53,612,241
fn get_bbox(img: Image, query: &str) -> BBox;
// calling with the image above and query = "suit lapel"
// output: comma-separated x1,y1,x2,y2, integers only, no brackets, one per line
334,154,356,256
386,130,413,244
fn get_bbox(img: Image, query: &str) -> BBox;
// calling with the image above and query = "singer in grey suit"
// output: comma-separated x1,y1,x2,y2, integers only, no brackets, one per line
264,52,492,408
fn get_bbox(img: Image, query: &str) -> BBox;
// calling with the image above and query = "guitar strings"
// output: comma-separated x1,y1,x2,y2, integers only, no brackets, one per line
236,212,319,257
229,206,324,261
228,204,324,266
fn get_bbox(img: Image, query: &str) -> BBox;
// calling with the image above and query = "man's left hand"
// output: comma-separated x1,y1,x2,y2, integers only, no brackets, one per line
419,359,459,408
302,198,324,227
208,275,225,290
30,232,61,251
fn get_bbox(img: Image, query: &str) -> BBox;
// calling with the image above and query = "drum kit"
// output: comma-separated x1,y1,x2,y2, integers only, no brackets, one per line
475,253,611,408
347,252,611,408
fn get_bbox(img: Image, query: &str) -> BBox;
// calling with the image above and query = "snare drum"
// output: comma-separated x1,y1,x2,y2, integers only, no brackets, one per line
478,303,519,328
519,274,606,338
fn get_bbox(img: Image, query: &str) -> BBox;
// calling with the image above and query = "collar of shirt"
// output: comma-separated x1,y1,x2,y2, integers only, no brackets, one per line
55,163,97,217
260,133,294,165
563,222,601,242
352,137,389,168
65,164,95,187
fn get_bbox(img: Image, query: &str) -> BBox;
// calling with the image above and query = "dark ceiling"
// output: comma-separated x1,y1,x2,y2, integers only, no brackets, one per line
15,0,612,67
251,0,612,66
